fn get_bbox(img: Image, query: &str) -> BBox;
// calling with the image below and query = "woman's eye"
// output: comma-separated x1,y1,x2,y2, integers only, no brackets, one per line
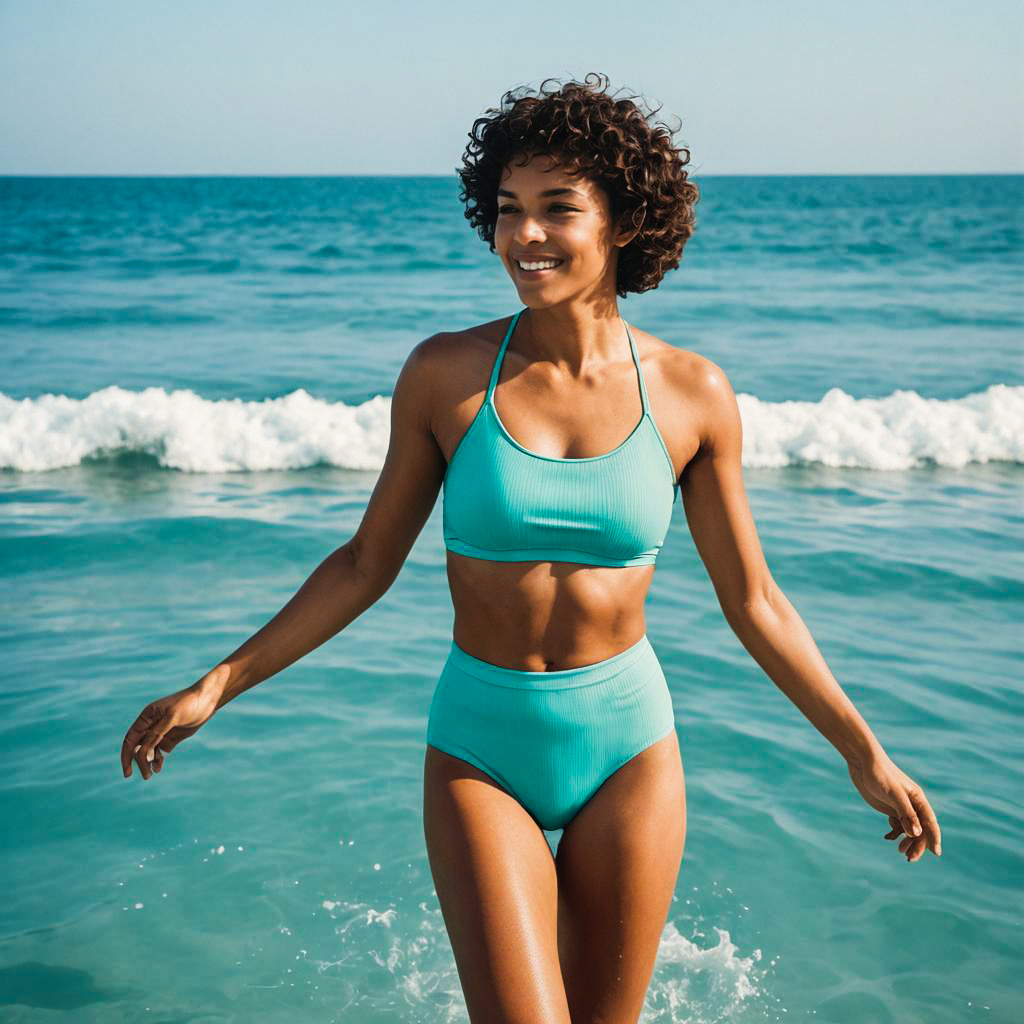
497,204,575,214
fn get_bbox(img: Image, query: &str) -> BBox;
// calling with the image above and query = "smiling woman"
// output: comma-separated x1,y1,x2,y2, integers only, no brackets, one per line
457,72,700,297
120,70,943,1024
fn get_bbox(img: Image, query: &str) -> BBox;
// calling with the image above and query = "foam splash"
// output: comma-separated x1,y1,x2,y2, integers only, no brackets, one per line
642,921,769,1022
316,898,467,1022
312,899,770,1023
1,383,1021,473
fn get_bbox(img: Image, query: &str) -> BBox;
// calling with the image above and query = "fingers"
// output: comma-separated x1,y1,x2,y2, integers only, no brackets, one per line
135,722,167,780
890,782,924,842
869,762,942,863
121,711,155,778
898,784,942,859
124,715,173,780
887,786,942,862
898,831,930,862
909,786,942,856
150,740,165,775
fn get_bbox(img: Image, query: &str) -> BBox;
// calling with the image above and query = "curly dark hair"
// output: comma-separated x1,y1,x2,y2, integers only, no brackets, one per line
456,72,699,297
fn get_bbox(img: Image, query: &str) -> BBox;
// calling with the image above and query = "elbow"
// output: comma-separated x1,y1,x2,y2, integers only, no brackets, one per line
345,536,398,599
721,575,782,632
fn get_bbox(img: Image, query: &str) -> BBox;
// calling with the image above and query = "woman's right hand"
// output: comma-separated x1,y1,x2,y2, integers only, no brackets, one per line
120,673,223,781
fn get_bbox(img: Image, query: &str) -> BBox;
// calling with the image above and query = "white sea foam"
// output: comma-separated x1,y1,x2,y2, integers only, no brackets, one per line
0,385,390,473
736,383,1024,470
0,383,1021,473
648,921,767,1016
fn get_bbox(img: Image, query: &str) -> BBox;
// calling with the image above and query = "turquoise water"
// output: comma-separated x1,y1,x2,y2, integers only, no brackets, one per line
1,175,1022,1022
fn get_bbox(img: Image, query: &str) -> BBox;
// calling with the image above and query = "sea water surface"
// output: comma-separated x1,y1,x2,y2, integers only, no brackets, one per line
1,174,1022,1022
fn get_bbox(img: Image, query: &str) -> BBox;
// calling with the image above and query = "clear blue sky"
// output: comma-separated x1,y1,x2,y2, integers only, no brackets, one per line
1,0,1021,175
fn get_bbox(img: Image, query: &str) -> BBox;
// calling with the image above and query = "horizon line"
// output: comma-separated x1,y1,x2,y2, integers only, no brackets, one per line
1,170,1022,179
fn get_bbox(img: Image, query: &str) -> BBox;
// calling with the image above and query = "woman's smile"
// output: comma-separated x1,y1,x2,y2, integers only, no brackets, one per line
515,256,565,277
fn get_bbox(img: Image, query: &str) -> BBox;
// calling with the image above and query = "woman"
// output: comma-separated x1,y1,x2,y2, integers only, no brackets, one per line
120,73,942,1022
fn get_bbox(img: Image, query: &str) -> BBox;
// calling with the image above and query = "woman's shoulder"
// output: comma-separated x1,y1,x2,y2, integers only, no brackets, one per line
631,324,733,402
648,337,742,466
411,318,512,401
631,325,741,461
415,316,507,365
403,318,511,439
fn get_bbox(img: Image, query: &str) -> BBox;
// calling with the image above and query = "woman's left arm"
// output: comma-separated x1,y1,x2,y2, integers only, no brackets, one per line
678,357,942,863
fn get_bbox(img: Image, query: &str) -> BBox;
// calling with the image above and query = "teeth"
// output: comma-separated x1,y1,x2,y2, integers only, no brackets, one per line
518,259,562,271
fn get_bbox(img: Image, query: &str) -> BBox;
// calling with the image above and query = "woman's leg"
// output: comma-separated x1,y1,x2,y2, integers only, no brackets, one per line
423,744,572,1024
555,729,686,1023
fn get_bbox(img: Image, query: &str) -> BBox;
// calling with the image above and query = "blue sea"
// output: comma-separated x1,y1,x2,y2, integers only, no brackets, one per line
1,174,1021,1023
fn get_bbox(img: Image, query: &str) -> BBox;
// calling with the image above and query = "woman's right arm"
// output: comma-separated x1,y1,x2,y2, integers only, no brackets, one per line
120,336,450,780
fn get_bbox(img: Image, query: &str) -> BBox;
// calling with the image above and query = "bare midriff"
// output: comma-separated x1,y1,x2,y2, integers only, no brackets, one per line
446,551,654,671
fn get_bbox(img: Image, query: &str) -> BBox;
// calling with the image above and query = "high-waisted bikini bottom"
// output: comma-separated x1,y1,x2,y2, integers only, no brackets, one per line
425,633,676,831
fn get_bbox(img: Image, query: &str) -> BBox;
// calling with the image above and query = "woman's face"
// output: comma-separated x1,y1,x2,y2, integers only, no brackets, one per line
494,152,630,304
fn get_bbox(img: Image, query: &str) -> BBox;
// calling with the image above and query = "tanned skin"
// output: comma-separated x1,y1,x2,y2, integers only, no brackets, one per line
121,152,941,1023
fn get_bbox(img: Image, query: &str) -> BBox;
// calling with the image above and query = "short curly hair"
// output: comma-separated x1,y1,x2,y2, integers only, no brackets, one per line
456,72,700,297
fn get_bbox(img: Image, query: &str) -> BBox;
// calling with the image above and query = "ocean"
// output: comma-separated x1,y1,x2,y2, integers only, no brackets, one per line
1,174,1021,1022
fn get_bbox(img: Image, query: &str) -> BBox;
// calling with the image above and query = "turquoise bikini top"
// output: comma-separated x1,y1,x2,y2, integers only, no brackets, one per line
442,308,679,567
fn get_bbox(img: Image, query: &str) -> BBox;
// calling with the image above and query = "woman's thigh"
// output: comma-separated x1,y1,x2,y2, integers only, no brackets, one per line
555,729,686,1023
423,744,572,1024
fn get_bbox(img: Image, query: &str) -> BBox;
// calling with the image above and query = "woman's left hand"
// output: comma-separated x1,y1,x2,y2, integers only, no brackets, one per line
846,750,942,862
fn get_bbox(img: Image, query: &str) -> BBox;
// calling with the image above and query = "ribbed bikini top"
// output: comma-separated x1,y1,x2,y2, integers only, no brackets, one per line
442,308,679,567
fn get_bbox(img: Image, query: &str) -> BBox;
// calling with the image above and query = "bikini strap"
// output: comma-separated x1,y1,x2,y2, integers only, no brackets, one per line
624,320,651,415
488,310,648,415
487,308,524,401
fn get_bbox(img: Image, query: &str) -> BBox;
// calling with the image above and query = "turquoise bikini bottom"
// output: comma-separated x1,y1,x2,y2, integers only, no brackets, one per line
425,633,676,832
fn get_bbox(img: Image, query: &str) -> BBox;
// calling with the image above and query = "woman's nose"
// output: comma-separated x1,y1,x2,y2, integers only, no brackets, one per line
513,215,546,244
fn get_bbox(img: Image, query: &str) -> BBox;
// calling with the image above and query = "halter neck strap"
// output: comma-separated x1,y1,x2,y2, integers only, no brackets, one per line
486,308,650,415
486,308,523,399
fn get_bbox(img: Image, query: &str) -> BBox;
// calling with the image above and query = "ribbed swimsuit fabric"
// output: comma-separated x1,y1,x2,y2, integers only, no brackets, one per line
426,633,676,831
441,307,679,567
426,310,680,831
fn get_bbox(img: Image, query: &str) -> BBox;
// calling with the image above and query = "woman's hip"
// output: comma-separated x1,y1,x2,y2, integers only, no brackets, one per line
425,633,674,744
